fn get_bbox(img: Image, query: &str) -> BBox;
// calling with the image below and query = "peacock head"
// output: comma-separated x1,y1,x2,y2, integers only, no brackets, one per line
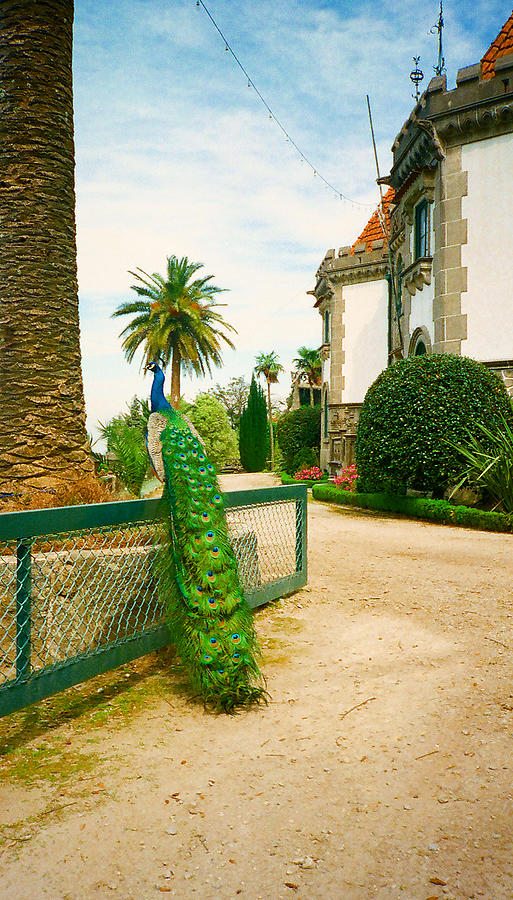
144,358,165,375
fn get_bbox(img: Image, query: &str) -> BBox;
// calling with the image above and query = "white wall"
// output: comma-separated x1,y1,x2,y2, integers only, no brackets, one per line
409,280,434,347
341,279,389,402
462,132,513,361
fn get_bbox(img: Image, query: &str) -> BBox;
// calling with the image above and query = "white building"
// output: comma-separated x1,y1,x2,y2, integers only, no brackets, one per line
312,10,513,474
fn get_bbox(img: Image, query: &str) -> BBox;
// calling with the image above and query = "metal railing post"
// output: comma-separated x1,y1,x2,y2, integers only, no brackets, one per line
295,489,307,580
16,539,32,680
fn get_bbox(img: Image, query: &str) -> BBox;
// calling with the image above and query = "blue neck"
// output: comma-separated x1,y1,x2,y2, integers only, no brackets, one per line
150,367,174,413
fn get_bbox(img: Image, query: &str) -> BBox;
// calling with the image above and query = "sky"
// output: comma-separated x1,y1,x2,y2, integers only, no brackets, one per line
72,0,511,438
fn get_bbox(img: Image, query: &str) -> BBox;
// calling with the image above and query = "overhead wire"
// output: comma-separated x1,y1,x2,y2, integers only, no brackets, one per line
195,0,376,209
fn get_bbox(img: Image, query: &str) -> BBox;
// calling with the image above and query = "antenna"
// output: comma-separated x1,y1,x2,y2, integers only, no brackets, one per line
366,95,403,357
431,0,446,76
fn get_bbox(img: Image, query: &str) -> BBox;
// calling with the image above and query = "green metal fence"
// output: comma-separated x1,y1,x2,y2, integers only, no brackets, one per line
0,485,307,717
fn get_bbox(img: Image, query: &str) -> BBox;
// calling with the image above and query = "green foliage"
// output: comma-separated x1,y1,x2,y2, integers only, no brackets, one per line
208,376,250,429
276,405,321,475
112,256,235,404
312,483,513,534
98,397,150,496
185,394,239,469
449,416,513,512
239,375,269,472
356,355,513,496
292,346,322,406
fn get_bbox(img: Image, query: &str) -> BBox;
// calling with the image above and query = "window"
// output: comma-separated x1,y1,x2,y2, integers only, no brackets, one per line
414,199,430,259
323,393,329,438
323,310,330,344
409,327,431,358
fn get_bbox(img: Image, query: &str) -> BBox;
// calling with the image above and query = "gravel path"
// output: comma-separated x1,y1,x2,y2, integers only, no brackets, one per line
1,480,512,899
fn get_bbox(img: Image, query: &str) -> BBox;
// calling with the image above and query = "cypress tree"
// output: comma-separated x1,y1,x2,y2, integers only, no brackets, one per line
239,375,269,472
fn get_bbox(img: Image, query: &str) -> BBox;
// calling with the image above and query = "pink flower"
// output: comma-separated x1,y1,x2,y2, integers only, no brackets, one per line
333,465,358,492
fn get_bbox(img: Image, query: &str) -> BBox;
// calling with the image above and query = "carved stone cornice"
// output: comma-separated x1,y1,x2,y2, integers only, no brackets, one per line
311,275,333,309
320,256,389,287
402,257,433,296
390,60,513,189
432,97,513,143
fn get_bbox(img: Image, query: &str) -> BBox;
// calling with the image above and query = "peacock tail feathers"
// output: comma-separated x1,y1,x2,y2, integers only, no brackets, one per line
149,408,267,712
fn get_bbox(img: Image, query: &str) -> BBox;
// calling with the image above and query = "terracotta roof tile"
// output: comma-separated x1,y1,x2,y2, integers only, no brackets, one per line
481,9,513,80
350,187,395,254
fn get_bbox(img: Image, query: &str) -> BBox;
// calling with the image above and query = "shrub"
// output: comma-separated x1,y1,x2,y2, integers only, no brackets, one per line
311,483,513,534
276,405,321,475
355,355,513,496
333,464,358,492
294,465,324,481
99,413,149,497
449,416,513,512
238,375,269,472
186,394,239,470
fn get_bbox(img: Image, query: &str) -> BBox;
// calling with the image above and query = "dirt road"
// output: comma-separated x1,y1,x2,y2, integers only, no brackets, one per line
1,478,512,899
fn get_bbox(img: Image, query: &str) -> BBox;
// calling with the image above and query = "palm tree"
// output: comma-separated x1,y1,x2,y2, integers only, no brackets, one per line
112,256,236,407
293,347,322,406
0,0,95,493
254,351,284,468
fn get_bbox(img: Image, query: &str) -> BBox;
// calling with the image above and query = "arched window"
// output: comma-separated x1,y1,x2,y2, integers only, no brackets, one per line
409,327,431,358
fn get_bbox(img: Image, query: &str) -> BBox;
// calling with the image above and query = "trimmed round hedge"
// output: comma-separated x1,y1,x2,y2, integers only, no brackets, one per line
355,354,513,496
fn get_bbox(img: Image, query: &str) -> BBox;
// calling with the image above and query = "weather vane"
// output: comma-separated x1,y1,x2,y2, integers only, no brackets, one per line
410,56,424,101
431,0,446,76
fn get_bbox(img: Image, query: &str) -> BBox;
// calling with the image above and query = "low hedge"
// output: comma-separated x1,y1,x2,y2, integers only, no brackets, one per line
280,472,329,487
311,483,513,534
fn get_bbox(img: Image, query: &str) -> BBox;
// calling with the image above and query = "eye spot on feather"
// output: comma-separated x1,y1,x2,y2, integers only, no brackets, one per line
209,636,221,651
207,464,214,472
206,571,216,583
198,466,207,476
205,483,213,491
205,531,215,544
194,585,204,597
193,534,202,546
202,653,212,663
179,452,186,460
201,512,210,522
212,494,222,505
182,463,189,471
210,547,220,559
198,454,206,462
231,633,241,644
207,597,218,608
232,651,241,660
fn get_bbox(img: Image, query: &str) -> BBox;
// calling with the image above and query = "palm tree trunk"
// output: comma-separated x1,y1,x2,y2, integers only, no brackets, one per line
309,384,314,407
170,347,181,408
0,0,94,493
267,379,274,469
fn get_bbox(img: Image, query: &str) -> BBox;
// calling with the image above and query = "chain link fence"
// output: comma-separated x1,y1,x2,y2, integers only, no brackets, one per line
0,486,307,717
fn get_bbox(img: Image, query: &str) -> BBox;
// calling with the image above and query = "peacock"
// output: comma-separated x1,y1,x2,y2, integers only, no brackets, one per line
144,361,266,712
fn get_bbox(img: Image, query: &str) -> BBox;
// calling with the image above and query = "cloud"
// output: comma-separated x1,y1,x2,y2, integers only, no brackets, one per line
73,0,507,436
